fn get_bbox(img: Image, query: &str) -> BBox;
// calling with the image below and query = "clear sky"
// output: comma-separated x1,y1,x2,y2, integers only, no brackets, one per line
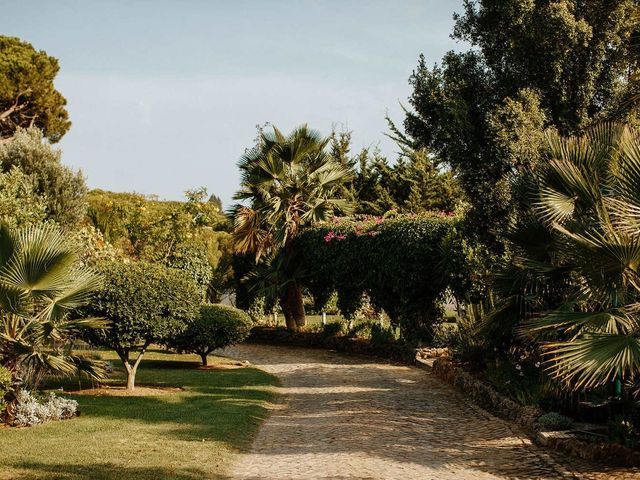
3,0,463,206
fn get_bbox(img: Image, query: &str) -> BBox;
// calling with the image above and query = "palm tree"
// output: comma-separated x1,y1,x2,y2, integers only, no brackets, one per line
489,123,640,391
231,125,352,330
0,223,107,397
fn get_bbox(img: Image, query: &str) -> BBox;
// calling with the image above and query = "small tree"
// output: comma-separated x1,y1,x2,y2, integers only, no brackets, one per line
85,261,200,390
171,304,252,366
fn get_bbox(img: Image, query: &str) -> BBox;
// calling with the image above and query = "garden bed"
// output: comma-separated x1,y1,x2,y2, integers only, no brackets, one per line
70,385,184,396
432,357,640,468
247,326,418,364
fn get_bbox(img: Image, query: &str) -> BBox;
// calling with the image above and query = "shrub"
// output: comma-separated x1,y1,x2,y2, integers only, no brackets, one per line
247,295,267,324
432,322,459,348
0,365,12,419
370,323,396,345
171,304,252,366
0,127,87,228
538,412,573,431
11,390,78,427
321,321,345,337
348,320,374,339
84,260,200,390
165,242,213,300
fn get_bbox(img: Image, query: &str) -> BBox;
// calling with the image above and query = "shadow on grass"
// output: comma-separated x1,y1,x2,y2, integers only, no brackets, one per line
9,461,216,480
44,364,278,449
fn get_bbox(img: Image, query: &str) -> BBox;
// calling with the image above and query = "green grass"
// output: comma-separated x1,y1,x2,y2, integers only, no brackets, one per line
0,350,278,480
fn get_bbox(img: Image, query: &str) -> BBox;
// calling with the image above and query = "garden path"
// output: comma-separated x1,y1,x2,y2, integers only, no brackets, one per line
224,344,638,480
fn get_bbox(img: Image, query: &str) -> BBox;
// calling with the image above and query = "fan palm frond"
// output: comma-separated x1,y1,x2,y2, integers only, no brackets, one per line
0,223,107,386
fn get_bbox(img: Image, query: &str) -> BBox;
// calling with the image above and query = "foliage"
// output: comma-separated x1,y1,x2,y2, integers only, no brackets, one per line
486,123,640,391
86,189,230,302
0,167,46,228
86,189,227,260
321,321,345,338
608,416,638,447
170,304,252,365
0,223,107,391
0,127,86,228
538,412,574,432
369,323,396,346
246,295,270,324
0,365,12,418
201,230,234,302
296,213,457,342
184,187,224,226
84,260,200,389
70,225,124,266
400,0,638,249
432,323,459,348
231,125,353,330
165,241,213,300
329,130,463,215
10,389,78,427
0,36,70,143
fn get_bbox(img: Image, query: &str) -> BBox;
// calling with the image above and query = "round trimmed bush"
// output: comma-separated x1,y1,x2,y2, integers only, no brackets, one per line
538,412,573,431
173,304,253,366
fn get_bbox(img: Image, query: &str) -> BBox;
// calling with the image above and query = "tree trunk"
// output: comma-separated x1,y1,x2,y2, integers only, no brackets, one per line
279,289,297,331
125,366,137,391
200,353,208,366
118,344,148,391
290,281,306,329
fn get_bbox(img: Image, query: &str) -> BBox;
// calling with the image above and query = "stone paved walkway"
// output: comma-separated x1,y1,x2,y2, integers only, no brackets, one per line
224,344,639,480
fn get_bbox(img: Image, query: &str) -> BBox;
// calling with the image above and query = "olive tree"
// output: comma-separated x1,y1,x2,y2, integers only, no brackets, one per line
85,261,200,390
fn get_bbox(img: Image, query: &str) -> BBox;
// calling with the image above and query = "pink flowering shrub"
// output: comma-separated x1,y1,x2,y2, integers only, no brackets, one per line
295,213,462,342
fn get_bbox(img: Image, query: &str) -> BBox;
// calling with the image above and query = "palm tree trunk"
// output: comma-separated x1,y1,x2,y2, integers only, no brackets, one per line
279,285,299,331
289,281,306,329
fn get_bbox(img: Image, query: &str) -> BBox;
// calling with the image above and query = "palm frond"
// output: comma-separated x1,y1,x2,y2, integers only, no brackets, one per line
544,334,640,390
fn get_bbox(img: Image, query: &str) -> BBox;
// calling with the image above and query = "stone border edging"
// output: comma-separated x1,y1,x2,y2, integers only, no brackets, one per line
431,357,640,468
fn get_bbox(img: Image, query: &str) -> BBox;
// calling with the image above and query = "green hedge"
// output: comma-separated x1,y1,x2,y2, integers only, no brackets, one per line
295,213,458,342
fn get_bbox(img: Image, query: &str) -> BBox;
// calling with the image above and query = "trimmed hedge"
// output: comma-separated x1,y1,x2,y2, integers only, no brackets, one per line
295,213,458,342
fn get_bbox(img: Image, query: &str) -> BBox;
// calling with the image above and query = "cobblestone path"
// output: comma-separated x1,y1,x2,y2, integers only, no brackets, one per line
224,344,639,480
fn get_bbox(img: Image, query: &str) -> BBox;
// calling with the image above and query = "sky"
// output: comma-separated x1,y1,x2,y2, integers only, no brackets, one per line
3,0,464,206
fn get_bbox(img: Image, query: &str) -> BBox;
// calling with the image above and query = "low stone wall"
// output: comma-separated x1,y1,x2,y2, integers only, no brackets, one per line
247,327,417,364
537,430,640,467
432,357,640,468
432,357,541,432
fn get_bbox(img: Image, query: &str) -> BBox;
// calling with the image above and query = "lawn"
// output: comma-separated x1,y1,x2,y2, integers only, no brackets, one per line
0,350,278,480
